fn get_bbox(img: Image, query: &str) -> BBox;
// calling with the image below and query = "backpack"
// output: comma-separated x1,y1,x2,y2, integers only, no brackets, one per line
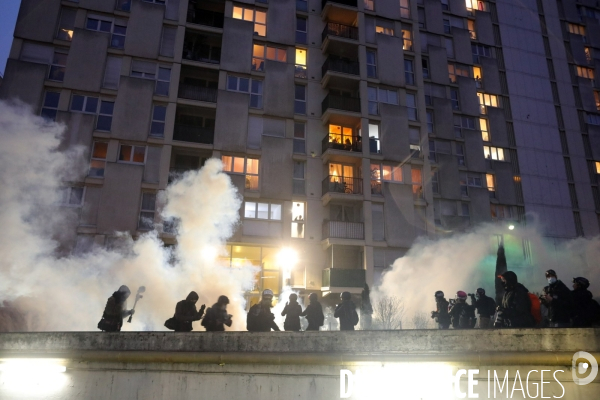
351,309,359,326
528,293,542,325
164,317,178,330
315,304,325,326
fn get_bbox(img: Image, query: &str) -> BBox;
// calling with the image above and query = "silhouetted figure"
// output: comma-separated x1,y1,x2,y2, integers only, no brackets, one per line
541,269,573,328
571,277,600,327
449,291,476,329
281,293,302,331
431,290,451,329
202,295,232,331
301,293,325,331
165,291,205,332
360,284,373,330
247,289,280,332
469,288,496,328
98,285,134,332
494,245,507,305
496,271,534,328
334,291,359,331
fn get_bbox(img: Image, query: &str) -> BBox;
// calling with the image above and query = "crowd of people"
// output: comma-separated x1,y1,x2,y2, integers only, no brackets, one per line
97,269,599,332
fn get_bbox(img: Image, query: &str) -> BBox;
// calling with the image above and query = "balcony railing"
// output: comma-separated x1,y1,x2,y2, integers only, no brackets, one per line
321,0,358,10
322,176,363,195
186,10,224,28
178,83,218,103
173,124,214,145
322,135,362,153
321,57,360,77
182,46,221,64
322,94,361,114
321,22,359,42
322,221,364,240
322,268,365,288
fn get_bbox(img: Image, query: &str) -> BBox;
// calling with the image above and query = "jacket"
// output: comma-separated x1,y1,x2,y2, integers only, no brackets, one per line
545,280,573,323
334,301,359,331
99,292,131,332
247,304,280,332
433,298,451,326
571,288,598,327
472,294,496,317
281,302,302,331
449,301,475,329
501,283,534,327
301,301,324,331
202,303,232,331
173,293,205,332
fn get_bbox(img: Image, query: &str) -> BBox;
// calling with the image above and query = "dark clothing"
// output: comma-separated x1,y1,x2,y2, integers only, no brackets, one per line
202,303,232,331
360,286,373,330
281,302,302,331
99,292,131,332
545,280,573,324
501,283,534,328
432,298,451,329
449,301,476,329
471,294,496,318
572,288,597,327
334,300,359,331
301,301,324,331
173,294,205,332
247,304,280,332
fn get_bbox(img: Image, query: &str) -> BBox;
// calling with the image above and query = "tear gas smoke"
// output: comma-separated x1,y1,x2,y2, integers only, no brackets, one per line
0,101,255,331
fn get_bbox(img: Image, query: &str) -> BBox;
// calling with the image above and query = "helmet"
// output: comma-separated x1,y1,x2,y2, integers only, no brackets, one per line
573,277,590,289
341,291,352,301
289,293,298,301
476,288,485,295
218,295,230,305
434,290,444,298
545,269,557,278
262,289,274,299
456,291,467,300
309,293,318,301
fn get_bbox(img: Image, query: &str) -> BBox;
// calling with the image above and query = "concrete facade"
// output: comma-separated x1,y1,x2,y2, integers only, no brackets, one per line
1,0,600,307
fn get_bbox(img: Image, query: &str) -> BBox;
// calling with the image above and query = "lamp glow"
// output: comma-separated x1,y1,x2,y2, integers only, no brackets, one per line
0,359,68,396
508,224,515,230
277,248,298,269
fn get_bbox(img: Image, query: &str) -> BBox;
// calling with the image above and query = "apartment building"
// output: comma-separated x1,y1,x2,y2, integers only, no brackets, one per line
1,0,599,305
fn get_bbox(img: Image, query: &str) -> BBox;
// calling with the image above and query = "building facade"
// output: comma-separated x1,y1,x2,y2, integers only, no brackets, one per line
1,0,599,304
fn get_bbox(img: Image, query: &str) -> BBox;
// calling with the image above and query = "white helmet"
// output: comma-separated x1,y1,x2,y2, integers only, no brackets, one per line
262,289,274,298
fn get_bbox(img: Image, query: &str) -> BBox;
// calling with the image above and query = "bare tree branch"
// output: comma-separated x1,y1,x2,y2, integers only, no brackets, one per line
373,296,404,330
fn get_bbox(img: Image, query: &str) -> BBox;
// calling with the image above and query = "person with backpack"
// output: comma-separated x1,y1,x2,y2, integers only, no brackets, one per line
98,285,135,332
449,291,476,329
201,295,232,332
469,288,496,328
247,289,280,332
300,293,324,331
164,291,206,332
430,290,451,329
541,269,573,328
281,293,302,331
334,291,359,331
571,277,599,327
496,271,535,328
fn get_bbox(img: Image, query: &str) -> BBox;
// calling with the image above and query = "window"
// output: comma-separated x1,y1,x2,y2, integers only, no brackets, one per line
371,204,385,240
486,173,496,198
232,6,266,36
594,91,600,111
453,115,475,138
295,48,307,78
59,186,85,207
222,156,260,190
160,26,177,58
412,167,423,199
56,8,76,41
130,60,171,96
245,202,282,220
448,63,469,83
588,114,600,125
480,118,490,141
404,59,415,85
376,21,394,36
410,127,421,158
367,50,377,78
429,139,451,162
252,44,287,71
89,141,108,178
116,0,132,11
103,56,122,89
472,44,492,63
477,92,499,113
150,104,167,137
445,38,454,59
483,145,507,161
422,58,429,79
291,202,305,238
491,204,513,220
455,142,465,166
296,17,307,44
328,124,357,150
400,0,410,18
138,193,156,230
421,112,433,135
461,203,470,217
371,163,403,185
450,89,459,110
468,19,476,39
294,122,306,154
459,172,482,196
70,95,115,131
47,51,67,82
595,161,600,174
466,0,488,12
584,47,592,64
294,85,306,114
406,93,417,121
431,170,439,194
119,144,146,164
443,19,451,34
41,91,60,121
368,123,380,153
402,29,413,51
297,0,308,11
293,161,306,195
226,76,263,108
418,8,426,28
441,0,449,10
473,66,482,88
368,87,399,114
86,16,127,49
365,0,375,11
567,23,586,41
576,66,595,79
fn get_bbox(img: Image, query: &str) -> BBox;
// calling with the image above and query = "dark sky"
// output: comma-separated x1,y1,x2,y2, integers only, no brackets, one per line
0,1,21,76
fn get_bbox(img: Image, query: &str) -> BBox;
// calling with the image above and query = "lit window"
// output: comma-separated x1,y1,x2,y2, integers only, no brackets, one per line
400,0,410,18
328,124,355,147
466,0,488,12
371,163,403,183
365,0,374,11
584,47,592,64
595,161,600,174
138,193,156,230
295,48,307,78
402,29,413,51
244,202,282,220
576,66,595,79
376,25,394,36
41,91,60,121
473,66,482,88
567,23,586,40
483,145,507,161
480,118,490,141
468,19,476,39
150,104,167,137
368,123,380,154
411,167,423,199
221,156,260,190
594,91,600,111
448,63,470,83
226,75,263,108
59,186,85,207
292,202,305,238
232,6,266,36
252,44,287,71
89,141,108,178
491,204,513,220
477,92,499,113
119,144,146,164
486,173,496,198
56,8,75,41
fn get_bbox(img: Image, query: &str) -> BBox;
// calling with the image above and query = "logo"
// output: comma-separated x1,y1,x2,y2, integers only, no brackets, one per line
572,351,598,386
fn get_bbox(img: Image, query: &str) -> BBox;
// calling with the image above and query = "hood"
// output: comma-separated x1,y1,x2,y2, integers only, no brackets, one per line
501,271,518,286
186,291,199,302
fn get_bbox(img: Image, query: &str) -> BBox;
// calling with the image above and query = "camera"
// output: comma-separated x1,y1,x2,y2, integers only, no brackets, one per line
468,293,475,296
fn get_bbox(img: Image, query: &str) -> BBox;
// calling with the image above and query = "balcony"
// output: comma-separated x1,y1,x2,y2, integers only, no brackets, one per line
183,32,222,65
173,124,214,145
321,0,358,9
322,22,359,42
322,57,359,77
321,94,361,115
187,10,224,28
322,176,363,195
322,268,365,289
322,135,362,154
178,83,218,103
322,221,364,240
